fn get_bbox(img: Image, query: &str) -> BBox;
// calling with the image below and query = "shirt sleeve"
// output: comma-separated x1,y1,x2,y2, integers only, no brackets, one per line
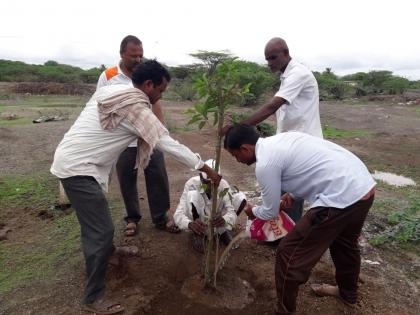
174,181,193,230
275,71,309,104
96,71,107,90
156,134,204,170
252,165,282,220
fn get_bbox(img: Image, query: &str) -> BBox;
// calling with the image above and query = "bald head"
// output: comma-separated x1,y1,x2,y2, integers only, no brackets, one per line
264,37,291,73
265,37,289,53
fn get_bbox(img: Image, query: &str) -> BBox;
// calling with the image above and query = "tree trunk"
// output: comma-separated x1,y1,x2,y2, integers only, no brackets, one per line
204,93,225,289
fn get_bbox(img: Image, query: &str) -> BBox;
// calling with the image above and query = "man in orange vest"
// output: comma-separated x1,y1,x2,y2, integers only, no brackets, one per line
97,35,179,236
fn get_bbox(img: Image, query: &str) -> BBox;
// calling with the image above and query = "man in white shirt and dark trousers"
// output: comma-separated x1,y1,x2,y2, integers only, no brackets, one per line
51,61,220,314
97,35,178,236
222,37,322,223
224,124,376,315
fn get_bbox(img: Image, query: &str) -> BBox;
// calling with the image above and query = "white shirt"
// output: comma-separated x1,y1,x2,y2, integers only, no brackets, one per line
173,176,237,232
252,132,376,220
97,64,132,89
50,85,204,191
275,59,323,138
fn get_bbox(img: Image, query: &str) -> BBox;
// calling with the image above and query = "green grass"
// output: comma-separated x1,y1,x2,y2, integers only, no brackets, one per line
0,214,82,294
323,126,369,138
0,95,88,108
0,173,57,211
0,117,33,127
369,188,420,254
0,173,126,295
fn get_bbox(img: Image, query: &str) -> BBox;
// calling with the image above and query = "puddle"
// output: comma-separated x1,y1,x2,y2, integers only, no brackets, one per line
372,171,416,187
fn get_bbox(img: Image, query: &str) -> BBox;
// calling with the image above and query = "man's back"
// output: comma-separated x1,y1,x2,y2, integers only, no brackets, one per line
275,59,322,137
254,132,375,219
51,85,139,190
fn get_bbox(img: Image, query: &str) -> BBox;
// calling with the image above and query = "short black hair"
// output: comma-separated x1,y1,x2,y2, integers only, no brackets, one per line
132,60,171,87
120,35,142,53
224,124,260,150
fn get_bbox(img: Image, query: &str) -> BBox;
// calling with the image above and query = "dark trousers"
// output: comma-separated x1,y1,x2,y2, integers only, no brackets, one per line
116,147,170,226
60,176,114,304
275,195,374,315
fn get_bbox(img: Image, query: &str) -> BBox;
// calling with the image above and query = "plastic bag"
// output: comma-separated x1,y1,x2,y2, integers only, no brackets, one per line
245,211,295,241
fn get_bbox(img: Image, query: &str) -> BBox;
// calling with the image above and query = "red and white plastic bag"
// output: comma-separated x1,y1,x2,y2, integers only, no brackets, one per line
245,211,295,242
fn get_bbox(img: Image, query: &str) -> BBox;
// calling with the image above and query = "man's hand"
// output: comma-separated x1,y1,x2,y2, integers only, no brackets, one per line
199,164,221,186
244,203,256,220
211,213,225,227
221,123,233,137
188,219,207,236
280,193,294,210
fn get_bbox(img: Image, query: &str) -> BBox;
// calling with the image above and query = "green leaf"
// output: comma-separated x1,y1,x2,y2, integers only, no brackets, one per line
198,121,206,129
187,114,202,125
213,111,219,126
219,187,230,198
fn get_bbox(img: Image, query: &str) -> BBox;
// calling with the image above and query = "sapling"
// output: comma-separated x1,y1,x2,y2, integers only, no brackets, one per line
185,59,250,289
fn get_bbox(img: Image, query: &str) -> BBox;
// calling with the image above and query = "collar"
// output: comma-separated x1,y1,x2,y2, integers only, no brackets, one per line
118,61,132,80
280,58,296,79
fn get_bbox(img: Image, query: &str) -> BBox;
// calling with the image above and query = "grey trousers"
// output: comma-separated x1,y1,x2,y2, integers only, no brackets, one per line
60,176,114,304
116,147,170,226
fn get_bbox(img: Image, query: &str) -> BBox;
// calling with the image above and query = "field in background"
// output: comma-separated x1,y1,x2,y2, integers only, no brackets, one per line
0,90,419,314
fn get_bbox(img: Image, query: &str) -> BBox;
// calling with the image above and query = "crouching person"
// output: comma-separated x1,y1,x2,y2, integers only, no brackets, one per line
50,61,220,315
174,159,244,253
224,124,376,315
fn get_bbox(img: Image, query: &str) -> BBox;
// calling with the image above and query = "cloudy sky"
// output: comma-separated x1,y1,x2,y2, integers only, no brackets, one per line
1,0,419,79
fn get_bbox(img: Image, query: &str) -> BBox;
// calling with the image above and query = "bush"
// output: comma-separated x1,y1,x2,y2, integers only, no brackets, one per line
0,59,101,84
173,79,197,101
314,71,349,100
229,112,276,137
370,197,420,247
235,60,277,105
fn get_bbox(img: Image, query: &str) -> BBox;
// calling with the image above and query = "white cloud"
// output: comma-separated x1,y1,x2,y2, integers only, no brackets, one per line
1,0,419,79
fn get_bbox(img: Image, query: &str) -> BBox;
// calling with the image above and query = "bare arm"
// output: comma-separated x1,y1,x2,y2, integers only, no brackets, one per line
152,100,165,125
221,96,286,136
241,96,286,126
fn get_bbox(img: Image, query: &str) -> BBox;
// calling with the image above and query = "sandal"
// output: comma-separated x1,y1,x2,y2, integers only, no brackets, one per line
114,245,139,257
155,219,181,234
124,222,138,237
82,298,124,314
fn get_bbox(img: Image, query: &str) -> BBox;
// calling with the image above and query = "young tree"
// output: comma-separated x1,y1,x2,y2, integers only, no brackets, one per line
186,59,250,289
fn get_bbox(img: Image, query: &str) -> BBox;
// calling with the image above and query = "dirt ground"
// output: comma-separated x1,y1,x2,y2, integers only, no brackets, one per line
0,97,419,314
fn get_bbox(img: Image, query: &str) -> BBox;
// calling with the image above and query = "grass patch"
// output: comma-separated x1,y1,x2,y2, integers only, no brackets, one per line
0,117,33,127
0,173,57,212
0,173,127,295
323,127,368,138
0,213,82,294
0,95,88,108
369,191,420,253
